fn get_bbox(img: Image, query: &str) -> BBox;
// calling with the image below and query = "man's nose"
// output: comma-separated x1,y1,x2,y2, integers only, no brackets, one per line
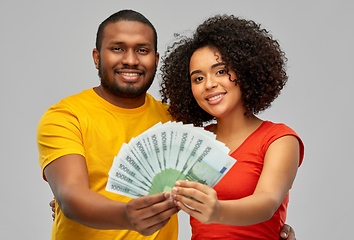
122,50,139,66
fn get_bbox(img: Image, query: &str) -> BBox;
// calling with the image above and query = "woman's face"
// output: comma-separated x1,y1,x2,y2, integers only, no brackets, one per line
190,46,244,119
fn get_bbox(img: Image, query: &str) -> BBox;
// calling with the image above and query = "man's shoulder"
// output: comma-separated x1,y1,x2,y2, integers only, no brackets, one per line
146,94,173,121
146,94,169,109
61,88,92,102
52,88,94,108
39,89,94,121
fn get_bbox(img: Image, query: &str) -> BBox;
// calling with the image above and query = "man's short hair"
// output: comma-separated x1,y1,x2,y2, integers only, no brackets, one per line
96,9,158,53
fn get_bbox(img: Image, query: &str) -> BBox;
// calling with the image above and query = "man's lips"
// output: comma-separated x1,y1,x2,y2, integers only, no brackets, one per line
118,72,141,76
115,67,144,75
115,69,144,82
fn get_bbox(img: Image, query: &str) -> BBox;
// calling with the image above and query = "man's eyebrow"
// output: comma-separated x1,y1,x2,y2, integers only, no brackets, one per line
108,41,152,47
108,41,124,45
190,62,226,76
137,43,152,47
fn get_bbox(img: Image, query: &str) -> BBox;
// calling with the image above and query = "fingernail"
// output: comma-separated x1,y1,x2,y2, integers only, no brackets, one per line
172,187,178,193
175,181,181,186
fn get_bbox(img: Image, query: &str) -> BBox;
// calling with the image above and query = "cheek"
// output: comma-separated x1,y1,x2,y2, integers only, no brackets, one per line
191,85,198,98
100,56,117,72
142,56,157,71
191,85,203,104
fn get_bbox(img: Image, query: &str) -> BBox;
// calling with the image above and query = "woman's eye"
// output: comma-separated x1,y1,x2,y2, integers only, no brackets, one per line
195,77,204,82
217,70,226,75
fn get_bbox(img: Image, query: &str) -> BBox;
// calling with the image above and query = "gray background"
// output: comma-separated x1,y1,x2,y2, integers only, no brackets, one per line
1,0,353,239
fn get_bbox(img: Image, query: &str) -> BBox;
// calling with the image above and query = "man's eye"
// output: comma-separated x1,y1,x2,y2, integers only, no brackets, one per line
137,49,148,53
113,47,123,51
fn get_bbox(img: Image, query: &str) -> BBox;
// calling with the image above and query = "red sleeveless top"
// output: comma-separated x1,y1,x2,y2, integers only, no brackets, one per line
190,121,304,239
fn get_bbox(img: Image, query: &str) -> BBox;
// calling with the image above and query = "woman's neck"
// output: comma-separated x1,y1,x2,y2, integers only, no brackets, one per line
211,113,263,153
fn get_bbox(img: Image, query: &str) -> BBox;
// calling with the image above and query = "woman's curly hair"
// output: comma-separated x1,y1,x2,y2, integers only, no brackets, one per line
160,14,288,126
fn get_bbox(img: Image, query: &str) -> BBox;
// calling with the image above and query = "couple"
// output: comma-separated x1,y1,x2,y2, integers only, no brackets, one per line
37,9,303,240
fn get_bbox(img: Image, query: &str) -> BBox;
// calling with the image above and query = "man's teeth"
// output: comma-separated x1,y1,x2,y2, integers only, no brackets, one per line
119,72,140,76
208,94,224,101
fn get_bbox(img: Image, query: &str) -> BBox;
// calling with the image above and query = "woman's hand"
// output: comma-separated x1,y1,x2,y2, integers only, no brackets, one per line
172,180,221,224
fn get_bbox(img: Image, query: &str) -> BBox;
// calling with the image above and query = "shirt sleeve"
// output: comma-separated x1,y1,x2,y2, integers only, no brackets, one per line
37,104,85,180
262,123,305,167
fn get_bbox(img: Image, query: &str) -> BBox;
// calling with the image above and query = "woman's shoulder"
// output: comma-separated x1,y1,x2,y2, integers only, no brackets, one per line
260,121,296,134
260,121,304,166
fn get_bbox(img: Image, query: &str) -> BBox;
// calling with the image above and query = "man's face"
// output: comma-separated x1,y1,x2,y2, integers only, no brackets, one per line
94,21,159,99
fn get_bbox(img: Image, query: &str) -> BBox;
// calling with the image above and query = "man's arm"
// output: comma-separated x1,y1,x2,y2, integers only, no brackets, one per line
280,223,296,240
49,193,295,238
45,154,178,236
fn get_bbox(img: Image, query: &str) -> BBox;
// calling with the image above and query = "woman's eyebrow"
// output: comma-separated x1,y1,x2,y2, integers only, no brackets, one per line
211,62,226,69
190,62,226,76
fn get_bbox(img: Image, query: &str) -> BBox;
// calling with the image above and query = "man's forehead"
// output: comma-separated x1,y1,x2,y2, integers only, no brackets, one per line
102,21,155,45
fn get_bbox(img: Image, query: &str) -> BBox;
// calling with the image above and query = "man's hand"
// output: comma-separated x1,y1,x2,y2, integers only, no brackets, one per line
125,192,178,236
49,199,55,221
280,223,296,240
49,192,178,236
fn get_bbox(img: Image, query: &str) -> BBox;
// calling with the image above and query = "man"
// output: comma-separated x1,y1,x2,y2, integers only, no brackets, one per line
38,10,178,240
38,9,296,240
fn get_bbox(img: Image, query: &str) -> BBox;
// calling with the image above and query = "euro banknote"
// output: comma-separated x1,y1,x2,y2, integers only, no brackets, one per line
106,122,236,198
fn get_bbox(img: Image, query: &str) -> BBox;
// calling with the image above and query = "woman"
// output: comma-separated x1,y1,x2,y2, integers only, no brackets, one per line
160,14,304,239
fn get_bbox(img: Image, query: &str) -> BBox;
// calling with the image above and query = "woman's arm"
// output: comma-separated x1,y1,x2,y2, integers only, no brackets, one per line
172,135,300,226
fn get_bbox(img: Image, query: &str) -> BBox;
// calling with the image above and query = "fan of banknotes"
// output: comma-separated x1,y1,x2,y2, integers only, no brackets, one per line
106,121,236,198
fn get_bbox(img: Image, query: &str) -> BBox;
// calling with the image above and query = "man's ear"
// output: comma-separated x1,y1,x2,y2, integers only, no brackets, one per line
155,52,160,71
93,48,99,69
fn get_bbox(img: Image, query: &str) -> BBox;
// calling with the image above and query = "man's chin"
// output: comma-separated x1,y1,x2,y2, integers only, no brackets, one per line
107,86,147,99
100,74,154,99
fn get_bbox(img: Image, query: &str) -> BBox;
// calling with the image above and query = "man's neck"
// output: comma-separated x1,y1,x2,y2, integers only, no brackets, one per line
94,85,146,109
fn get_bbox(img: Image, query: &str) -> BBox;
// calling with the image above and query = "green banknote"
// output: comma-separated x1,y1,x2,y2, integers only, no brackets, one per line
106,122,236,198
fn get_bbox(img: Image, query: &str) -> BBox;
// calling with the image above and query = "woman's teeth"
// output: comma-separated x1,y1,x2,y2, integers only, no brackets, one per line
208,94,224,101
